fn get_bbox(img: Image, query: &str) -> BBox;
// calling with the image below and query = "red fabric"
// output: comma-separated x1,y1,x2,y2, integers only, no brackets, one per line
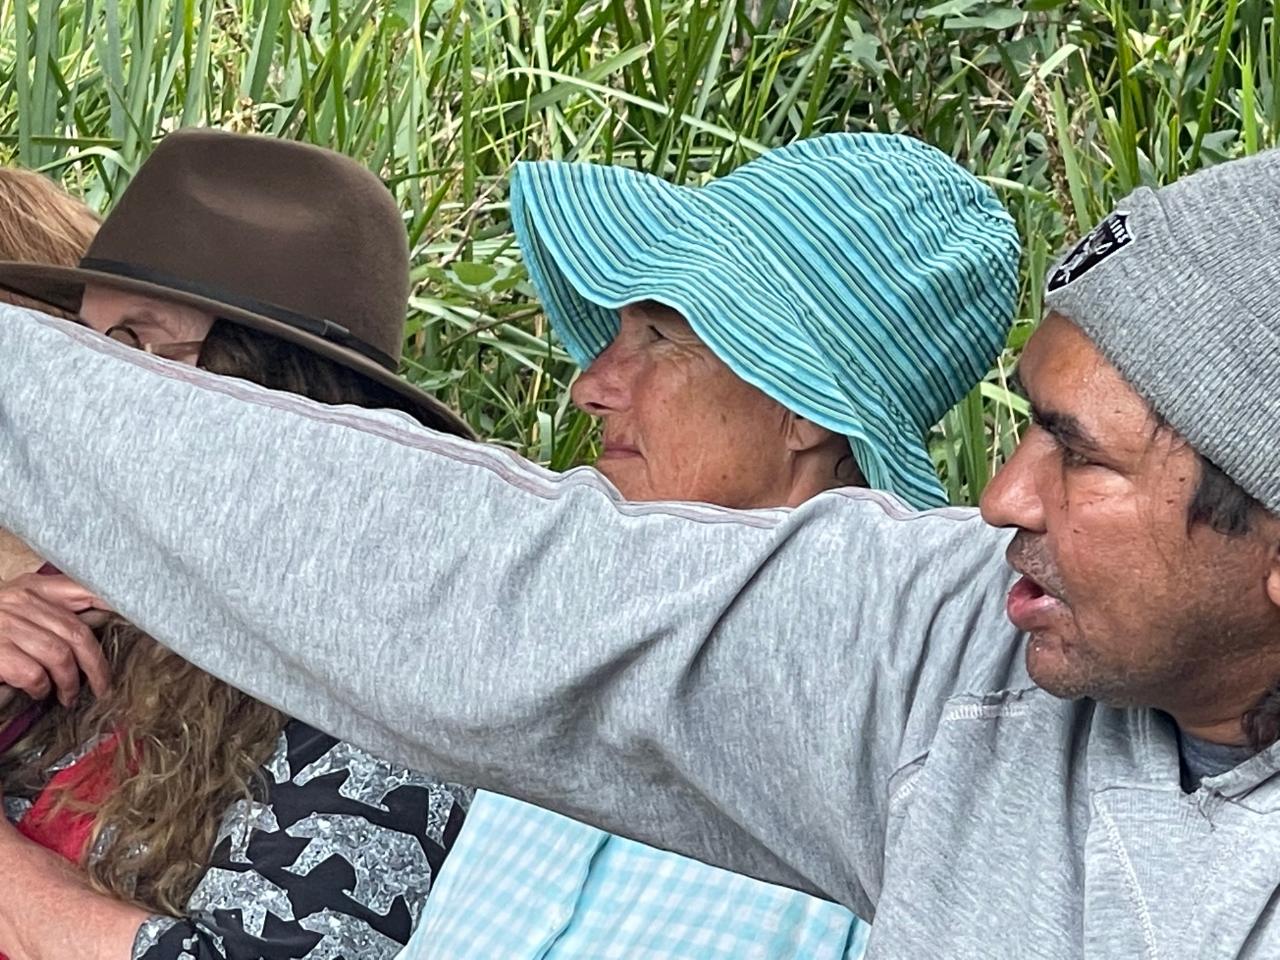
15,733,120,862
0,736,121,960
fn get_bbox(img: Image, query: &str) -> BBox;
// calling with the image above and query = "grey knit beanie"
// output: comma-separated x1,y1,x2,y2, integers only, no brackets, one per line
1043,148,1280,515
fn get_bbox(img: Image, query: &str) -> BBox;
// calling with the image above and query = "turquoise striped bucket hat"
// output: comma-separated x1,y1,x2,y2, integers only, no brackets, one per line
510,133,1020,508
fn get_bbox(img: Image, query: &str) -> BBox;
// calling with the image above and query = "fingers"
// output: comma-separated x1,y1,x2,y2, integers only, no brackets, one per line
2,604,91,705
19,574,110,615
78,609,112,632
0,574,112,706
71,616,113,699
0,645,58,702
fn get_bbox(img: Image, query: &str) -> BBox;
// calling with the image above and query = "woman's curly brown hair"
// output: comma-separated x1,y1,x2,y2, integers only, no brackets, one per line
0,621,285,913
0,319,471,914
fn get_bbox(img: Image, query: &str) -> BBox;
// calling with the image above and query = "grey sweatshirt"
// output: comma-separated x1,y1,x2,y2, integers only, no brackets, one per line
1,306,1278,958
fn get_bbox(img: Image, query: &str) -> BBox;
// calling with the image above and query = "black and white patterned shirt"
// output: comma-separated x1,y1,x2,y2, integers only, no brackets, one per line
129,719,470,959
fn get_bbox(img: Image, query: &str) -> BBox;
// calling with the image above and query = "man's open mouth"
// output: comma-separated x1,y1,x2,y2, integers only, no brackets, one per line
1006,573,1066,631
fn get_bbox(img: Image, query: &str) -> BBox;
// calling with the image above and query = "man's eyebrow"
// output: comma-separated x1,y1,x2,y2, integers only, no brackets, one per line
1031,406,1103,453
1008,367,1104,452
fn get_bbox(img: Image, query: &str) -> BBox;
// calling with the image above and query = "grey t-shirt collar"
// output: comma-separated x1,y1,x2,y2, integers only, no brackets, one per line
1178,729,1257,791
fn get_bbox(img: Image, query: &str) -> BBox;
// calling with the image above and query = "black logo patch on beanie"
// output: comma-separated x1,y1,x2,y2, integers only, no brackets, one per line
1046,211,1134,292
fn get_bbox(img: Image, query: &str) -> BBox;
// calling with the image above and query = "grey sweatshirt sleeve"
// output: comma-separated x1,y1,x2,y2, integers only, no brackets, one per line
0,306,1023,915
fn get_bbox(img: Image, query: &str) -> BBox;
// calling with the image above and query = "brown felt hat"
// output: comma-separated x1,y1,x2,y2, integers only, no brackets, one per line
0,127,472,438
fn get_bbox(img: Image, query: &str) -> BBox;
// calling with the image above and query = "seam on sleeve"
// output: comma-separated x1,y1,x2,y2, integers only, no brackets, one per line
44,313,994,535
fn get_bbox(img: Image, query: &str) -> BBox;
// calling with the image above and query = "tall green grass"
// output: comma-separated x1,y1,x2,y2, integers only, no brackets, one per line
1,0,1274,501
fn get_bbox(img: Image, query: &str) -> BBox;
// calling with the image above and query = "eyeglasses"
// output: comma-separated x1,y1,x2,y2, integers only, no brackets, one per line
102,323,204,364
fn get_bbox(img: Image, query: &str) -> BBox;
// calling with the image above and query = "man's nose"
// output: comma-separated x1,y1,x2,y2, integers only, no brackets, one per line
980,433,1049,532
571,342,632,416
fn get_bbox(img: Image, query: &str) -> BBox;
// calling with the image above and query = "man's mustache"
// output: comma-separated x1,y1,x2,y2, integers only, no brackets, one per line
1005,531,1069,602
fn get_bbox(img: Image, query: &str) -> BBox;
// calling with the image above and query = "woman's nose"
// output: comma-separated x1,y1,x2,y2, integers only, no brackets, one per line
571,342,632,415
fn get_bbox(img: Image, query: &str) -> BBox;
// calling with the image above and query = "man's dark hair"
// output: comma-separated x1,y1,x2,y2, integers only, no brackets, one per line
1244,687,1280,752
1142,409,1279,748
1148,404,1262,537
1187,454,1262,537
1181,453,1279,750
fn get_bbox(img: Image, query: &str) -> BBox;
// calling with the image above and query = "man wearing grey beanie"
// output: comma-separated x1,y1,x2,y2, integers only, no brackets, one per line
0,149,1279,959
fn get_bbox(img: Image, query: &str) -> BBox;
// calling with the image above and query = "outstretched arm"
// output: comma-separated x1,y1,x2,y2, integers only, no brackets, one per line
0,306,1021,913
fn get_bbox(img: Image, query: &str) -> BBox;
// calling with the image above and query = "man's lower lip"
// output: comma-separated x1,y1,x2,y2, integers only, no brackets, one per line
1006,575,1067,630
599,449,641,460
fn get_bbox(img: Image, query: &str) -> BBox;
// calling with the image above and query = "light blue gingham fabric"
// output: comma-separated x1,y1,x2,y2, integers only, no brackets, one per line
400,791,869,959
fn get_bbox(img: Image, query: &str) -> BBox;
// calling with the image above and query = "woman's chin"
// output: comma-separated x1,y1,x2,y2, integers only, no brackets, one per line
594,459,649,500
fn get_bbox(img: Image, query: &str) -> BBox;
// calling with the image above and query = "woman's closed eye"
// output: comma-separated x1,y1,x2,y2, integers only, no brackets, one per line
646,324,669,343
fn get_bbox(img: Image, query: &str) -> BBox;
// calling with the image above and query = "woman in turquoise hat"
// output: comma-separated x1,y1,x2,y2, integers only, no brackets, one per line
400,132,1021,959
